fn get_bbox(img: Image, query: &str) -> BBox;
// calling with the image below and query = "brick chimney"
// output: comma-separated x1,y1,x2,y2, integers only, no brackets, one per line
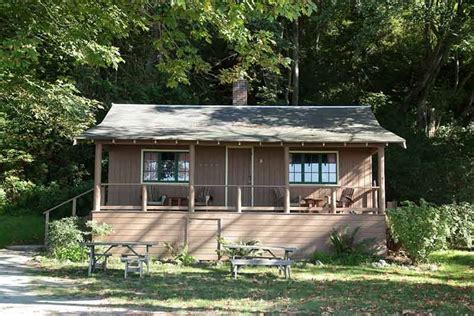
232,79,247,105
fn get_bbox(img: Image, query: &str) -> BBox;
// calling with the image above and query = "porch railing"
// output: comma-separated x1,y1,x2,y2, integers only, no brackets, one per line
96,183,381,214
42,187,94,246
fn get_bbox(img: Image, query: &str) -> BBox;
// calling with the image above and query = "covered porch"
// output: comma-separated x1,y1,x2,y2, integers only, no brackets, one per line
91,141,388,215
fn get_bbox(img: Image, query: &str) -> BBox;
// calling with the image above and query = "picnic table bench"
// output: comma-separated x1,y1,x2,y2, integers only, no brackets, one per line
224,245,297,279
84,241,156,278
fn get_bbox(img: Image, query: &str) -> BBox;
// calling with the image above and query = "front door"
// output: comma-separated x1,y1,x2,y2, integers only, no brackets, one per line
227,148,252,207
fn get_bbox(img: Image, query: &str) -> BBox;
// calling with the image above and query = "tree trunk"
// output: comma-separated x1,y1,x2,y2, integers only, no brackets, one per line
291,18,299,106
402,0,465,129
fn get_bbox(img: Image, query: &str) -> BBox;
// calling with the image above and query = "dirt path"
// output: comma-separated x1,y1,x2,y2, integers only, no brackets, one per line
0,249,141,315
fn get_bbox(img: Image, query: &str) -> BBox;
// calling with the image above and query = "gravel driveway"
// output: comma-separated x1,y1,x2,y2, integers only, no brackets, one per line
0,249,142,315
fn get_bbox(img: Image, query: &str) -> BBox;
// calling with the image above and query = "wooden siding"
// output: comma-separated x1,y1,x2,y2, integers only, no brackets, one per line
92,211,386,260
106,145,375,207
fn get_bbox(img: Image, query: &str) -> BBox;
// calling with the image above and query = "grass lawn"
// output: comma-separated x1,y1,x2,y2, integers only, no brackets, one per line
33,250,473,314
0,215,44,248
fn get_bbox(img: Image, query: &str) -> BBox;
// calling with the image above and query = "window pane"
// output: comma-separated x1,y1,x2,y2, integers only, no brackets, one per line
177,152,189,181
289,154,302,183
159,152,176,181
322,173,329,183
321,153,337,183
143,152,158,181
293,173,302,182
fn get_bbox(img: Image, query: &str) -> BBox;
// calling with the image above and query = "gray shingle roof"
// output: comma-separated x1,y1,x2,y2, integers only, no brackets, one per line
77,104,405,145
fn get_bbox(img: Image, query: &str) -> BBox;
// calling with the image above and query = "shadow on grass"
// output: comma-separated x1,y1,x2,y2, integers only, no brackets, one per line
32,263,473,314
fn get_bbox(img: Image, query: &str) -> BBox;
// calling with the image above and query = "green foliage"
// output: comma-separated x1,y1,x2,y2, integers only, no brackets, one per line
153,1,316,87
84,220,114,240
47,217,87,262
312,251,374,266
329,226,376,257
310,226,377,266
0,215,44,247
1,1,472,221
388,201,473,263
216,238,261,258
1,178,93,216
385,124,474,204
387,200,450,262
441,202,474,249
163,242,196,266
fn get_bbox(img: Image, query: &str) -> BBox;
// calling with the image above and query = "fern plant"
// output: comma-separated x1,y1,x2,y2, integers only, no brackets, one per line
329,226,376,256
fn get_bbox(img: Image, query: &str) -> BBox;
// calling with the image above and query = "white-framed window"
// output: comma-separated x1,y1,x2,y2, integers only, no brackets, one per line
289,152,338,184
142,150,189,183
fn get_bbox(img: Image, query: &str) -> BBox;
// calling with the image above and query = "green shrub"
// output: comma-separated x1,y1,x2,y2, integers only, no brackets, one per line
47,217,88,261
47,218,114,261
329,226,376,256
387,200,451,262
216,238,261,258
442,202,473,249
311,226,377,266
163,242,196,266
84,220,114,240
312,251,373,266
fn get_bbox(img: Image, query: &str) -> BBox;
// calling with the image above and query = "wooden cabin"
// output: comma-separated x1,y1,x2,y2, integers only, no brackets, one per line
77,92,405,259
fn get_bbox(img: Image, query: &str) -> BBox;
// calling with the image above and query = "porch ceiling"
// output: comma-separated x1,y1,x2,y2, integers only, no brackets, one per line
77,104,405,145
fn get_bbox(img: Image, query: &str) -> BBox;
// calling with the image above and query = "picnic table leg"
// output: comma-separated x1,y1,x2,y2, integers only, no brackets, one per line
88,246,95,276
233,265,238,279
146,245,150,274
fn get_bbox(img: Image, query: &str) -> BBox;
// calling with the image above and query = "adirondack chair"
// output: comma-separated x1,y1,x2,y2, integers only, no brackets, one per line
333,188,355,208
195,187,212,206
146,186,167,206
273,187,302,207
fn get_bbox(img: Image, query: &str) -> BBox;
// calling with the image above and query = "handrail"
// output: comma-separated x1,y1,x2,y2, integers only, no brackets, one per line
42,188,94,214
43,187,94,247
99,183,379,189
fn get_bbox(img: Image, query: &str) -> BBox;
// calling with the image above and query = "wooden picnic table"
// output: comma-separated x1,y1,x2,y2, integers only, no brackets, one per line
224,244,298,279
302,197,324,208
225,244,297,260
84,241,157,276
167,196,188,206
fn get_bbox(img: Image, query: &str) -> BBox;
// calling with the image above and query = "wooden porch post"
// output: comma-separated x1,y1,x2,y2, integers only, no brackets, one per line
378,146,386,214
331,188,337,213
93,143,102,211
141,184,147,211
71,198,77,217
44,211,50,247
236,186,242,213
189,144,195,212
283,146,290,213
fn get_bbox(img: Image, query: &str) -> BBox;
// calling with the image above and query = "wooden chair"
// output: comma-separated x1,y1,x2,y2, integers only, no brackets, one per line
195,187,212,206
273,187,302,207
147,186,167,206
332,188,355,208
